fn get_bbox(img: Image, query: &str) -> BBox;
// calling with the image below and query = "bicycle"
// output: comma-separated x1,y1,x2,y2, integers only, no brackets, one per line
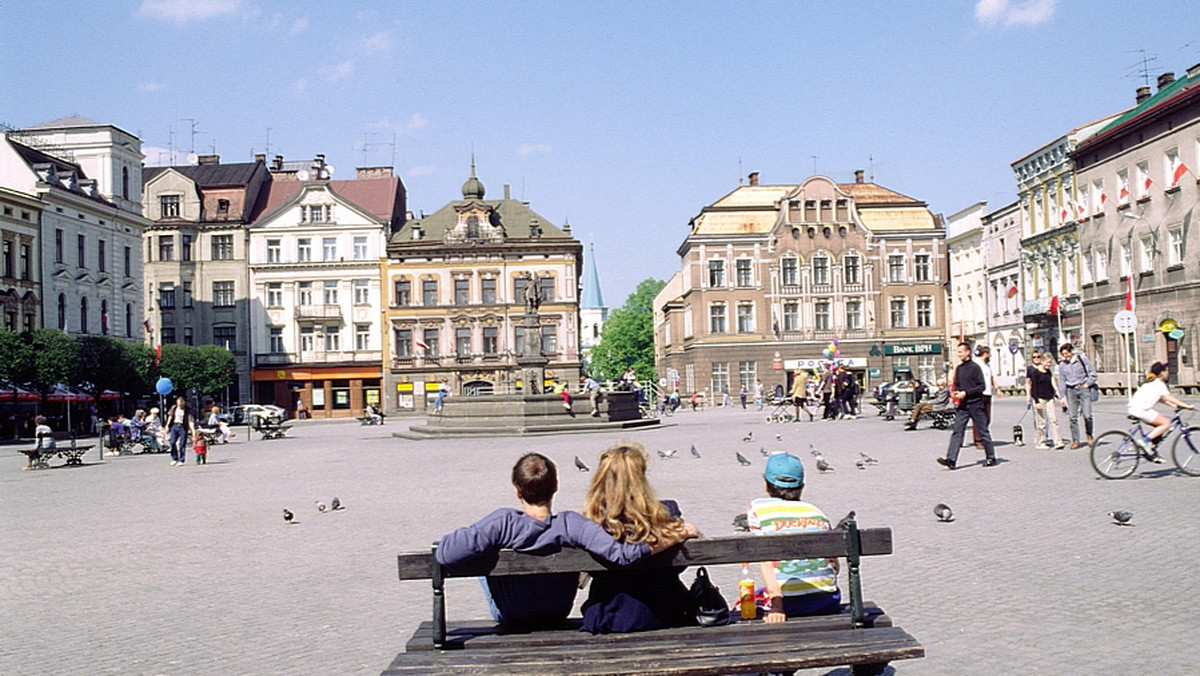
1089,409,1200,479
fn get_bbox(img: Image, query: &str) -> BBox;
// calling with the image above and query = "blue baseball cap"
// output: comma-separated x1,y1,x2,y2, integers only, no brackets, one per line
764,452,805,488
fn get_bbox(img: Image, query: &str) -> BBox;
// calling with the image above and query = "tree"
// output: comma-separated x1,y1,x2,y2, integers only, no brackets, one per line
25,329,79,398
159,343,236,397
0,329,32,388
588,278,665,385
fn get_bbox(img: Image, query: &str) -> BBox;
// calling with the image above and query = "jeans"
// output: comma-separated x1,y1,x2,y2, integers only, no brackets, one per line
1064,385,1094,443
946,399,995,464
168,424,187,463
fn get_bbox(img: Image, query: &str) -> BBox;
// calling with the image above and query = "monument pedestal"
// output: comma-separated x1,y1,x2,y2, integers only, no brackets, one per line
395,391,660,439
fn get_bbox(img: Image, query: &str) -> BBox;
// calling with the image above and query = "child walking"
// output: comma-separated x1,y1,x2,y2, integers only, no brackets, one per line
193,433,208,465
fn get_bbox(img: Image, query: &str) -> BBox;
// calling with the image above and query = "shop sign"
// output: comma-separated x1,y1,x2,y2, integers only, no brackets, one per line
883,343,942,356
783,357,868,370
1160,318,1178,334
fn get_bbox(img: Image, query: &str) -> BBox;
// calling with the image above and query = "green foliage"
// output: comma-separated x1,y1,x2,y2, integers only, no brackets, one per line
0,330,33,387
25,329,79,395
588,278,665,384
158,343,236,396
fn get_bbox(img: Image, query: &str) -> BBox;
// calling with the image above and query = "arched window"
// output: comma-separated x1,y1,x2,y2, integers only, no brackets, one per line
466,214,480,238
122,167,130,200
125,303,132,337
101,299,108,335
80,297,89,334
58,293,66,330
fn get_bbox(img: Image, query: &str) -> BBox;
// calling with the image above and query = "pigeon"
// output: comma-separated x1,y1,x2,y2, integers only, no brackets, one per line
760,447,772,457
855,459,867,470
1108,510,1133,526
736,451,752,466
283,508,295,524
934,503,954,523
331,497,342,511
690,445,701,459
816,457,833,473
732,512,749,532
316,501,327,513
809,444,821,458
743,431,754,442
574,456,590,472
657,449,678,459
859,452,879,465
834,510,857,531
775,433,782,441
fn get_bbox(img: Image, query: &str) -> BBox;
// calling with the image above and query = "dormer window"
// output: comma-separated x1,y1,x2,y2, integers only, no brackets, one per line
160,195,180,219
217,199,230,215
466,214,480,238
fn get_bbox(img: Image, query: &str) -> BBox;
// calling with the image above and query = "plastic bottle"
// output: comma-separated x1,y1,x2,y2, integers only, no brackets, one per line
739,563,756,620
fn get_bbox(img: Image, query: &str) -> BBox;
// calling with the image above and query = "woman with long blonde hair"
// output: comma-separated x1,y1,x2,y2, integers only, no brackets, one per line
581,441,699,633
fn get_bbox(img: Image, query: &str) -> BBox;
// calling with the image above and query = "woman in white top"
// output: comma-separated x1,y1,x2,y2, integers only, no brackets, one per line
1127,362,1194,459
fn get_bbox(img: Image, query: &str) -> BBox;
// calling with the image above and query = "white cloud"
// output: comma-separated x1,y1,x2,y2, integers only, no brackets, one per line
361,30,392,53
974,0,1057,27
143,145,188,166
137,0,241,25
290,78,309,95
138,82,166,92
518,143,552,156
371,113,428,137
318,60,355,83
290,16,309,35
407,165,437,177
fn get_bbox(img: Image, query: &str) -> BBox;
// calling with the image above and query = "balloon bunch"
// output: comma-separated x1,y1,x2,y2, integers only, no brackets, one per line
821,339,841,359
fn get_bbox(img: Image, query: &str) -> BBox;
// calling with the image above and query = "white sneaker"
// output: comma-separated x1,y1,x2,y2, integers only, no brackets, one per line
170,461,178,466
1034,443,1051,450
563,402,571,410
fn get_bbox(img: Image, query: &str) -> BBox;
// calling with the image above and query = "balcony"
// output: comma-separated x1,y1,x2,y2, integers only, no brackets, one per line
257,350,382,367
295,304,342,320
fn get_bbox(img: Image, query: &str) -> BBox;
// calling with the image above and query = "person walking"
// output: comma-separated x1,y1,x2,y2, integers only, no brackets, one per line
1056,343,1097,448
790,370,814,422
972,346,1004,448
739,383,748,409
164,396,197,467
1025,350,1064,449
937,342,998,470
819,365,837,420
754,379,765,411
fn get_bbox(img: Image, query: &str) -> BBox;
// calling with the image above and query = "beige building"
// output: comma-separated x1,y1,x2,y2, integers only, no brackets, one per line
382,168,583,414
0,187,42,332
655,171,948,399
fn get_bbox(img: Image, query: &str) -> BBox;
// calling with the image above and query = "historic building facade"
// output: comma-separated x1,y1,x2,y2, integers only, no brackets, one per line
946,201,988,349
1072,64,1200,390
142,156,271,404
247,163,405,417
655,171,948,398
0,187,42,332
381,168,583,414
981,200,1025,385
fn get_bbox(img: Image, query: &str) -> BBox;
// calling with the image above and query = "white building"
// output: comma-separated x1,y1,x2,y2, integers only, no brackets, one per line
982,200,1025,385
946,201,988,348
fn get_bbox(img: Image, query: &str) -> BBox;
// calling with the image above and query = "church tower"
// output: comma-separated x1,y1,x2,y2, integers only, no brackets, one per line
579,239,608,364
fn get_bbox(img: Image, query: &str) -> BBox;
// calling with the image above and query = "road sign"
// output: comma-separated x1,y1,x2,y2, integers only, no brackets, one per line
1008,337,1021,355
1113,310,1137,335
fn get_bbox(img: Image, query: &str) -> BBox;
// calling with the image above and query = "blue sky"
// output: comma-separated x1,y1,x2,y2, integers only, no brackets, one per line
3,1,1198,305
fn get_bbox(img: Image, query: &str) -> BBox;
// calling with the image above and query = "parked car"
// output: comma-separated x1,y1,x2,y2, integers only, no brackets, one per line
232,404,286,426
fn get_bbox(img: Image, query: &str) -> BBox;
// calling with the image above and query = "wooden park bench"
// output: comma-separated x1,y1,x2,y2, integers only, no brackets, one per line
384,519,923,676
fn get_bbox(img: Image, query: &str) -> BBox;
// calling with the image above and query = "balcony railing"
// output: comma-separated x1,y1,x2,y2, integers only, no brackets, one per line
256,350,382,366
295,304,342,320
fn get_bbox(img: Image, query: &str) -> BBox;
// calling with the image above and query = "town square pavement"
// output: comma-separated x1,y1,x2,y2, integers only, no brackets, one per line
3,396,1197,675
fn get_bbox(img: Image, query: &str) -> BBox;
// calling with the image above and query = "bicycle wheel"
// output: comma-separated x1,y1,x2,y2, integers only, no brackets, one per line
1171,426,1200,476
1090,430,1140,480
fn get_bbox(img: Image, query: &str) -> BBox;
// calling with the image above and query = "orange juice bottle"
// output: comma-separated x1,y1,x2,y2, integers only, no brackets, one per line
739,563,756,620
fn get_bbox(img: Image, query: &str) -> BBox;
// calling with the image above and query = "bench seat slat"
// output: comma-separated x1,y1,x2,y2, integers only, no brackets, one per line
382,625,923,675
398,529,893,580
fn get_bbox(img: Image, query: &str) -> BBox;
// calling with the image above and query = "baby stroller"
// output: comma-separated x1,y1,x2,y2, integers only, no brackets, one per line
765,395,796,423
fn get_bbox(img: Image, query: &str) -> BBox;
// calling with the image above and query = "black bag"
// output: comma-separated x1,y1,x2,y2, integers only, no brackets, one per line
688,566,731,627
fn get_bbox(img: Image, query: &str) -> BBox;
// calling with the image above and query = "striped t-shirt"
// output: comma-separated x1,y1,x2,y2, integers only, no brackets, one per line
746,497,838,597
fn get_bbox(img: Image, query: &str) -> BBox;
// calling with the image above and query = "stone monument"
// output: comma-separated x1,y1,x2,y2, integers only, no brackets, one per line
516,274,548,395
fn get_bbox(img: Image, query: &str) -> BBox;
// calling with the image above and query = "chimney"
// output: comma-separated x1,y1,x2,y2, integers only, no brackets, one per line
748,171,759,186
1136,86,1152,104
254,153,266,164
504,184,511,199
854,169,865,184
356,166,394,180
273,155,284,171
1157,71,1176,91
197,154,219,165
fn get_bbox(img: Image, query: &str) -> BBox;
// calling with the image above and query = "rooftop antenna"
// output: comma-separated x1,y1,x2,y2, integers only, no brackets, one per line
869,154,875,182
360,131,397,167
738,157,743,185
181,118,202,154
167,125,175,164
265,127,272,158
1125,48,1159,88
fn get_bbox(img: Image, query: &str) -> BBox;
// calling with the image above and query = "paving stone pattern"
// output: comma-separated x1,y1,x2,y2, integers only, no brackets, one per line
2,398,1197,674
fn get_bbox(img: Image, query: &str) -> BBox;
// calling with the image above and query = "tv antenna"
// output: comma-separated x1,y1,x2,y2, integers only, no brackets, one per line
181,118,203,154
360,131,397,167
1125,49,1160,88
810,155,819,175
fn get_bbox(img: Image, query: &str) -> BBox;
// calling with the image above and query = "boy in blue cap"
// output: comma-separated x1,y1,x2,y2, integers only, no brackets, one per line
746,452,841,621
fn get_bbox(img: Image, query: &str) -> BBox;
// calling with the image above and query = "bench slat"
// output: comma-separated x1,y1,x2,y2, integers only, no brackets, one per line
398,529,892,580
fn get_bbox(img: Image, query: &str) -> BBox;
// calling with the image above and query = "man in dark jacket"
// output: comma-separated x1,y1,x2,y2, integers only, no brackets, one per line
937,343,998,470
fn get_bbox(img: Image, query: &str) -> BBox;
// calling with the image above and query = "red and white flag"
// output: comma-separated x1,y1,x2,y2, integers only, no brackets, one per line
101,310,109,335
414,338,430,351
154,344,162,367
1125,275,1136,312
143,317,153,333
1059,204,1070,225
1076,198,1088,221
1049,295,1061,316
1143,174,1153,194
1098,191,1108,210
1118,184,1130,205
1006,282,1019,299
1171,160,1191,188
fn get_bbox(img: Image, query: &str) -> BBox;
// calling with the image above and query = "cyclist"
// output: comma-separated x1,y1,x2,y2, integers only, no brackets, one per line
1127,361,1194,462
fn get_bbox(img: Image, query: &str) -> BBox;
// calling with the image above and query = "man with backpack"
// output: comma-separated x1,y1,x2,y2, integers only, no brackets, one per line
1056,343,1097,449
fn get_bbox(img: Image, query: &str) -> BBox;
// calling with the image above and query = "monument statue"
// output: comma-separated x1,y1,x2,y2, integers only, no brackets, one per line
523,274,541,315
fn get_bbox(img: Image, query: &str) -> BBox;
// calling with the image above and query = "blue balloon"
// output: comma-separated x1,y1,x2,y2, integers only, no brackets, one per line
155,377,173,396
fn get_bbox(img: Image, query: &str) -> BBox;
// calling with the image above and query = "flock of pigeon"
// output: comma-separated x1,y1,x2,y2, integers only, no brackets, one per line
283,497,343,524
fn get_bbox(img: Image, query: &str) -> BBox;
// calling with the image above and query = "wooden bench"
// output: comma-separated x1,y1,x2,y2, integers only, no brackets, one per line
358,415,383,426
385,520,922,676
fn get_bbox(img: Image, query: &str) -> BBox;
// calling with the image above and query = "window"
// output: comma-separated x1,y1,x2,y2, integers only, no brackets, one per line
297,238,312,262
269,327,284,353
1117,169,1131,207
161,327,175,344
540,325,557,354
213,326,236,352
322,237,338,261
737,301,754,333
1095,249,1108,279
300,326,315,352
781,257,798,286
539,276,555,302
158,235,173,261
916,298,933,327
1082,249,1093,285
159,283,176,309
711,362,729,397
55,229,63,263
266,239,281,263
709,303,727,333
1119,242,1132,277
513,276,527,302
394,329,412,357
889,298,907,328
1136,161,1152,199
917,355,938,384
100,299,109,335
915,254,931,282
814,299,831,330
182,281,193,308
783,301,800,332
1092,334,1105,372
211,235,233,260
735,259,752,287
456,327,472,355
322,280,338,305
20,244,30,279
123,246,131,277
1169,227,1184,266
811,255,829,285
354,279,370,305
2,241,10,277
267,283,283,307
423,328,439,356
454,278,470,305
1166,147,1185,188
122,167,129,200
213,281,235,307
160,194,180,218
888,254,904,283
80,296,89,333
180,234,191,262
708,259,725,287
356,324,371,351
846,298,862,330
3,311,13,331
78,234,86,267
514,327,525,355
481,278,496,304
303,205,331,223
298,281,313,306
353,236,368,260
483,326,498,354
1092,179,1105,215
422,279,438,306
57,293,65,330
394,279,411,306
843,255,861,285
739,361,757,391
33,312,42,334
1139,235,1154,272
324,325,340,351
97,240,106,272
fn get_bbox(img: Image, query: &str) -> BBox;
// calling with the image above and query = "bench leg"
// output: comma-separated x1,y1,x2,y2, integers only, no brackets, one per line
852,662,889,676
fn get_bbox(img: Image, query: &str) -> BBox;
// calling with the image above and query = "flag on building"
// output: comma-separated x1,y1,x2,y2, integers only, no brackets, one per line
1125,275,1136,312
154,344,161,367
1049,295,1060,316
1059,203,1070,225
143,317,153,333
1171,160,1191,188
415,338,430,351
101,310,109,335
1098,191,1108,210
1143,174,1153,194
1007,282,1019,299
1118,183,1130,205
1076,197,1087,221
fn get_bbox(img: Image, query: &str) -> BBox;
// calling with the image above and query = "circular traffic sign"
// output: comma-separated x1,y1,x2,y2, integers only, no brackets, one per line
1113,310,1137,335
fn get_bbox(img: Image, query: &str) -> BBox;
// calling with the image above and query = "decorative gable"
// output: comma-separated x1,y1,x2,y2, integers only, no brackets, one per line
445,201,505,244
